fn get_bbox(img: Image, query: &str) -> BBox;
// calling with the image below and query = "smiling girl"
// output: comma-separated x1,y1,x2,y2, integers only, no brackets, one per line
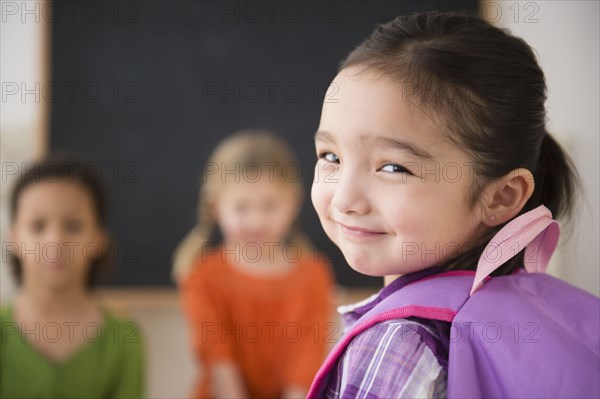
309,11,578,398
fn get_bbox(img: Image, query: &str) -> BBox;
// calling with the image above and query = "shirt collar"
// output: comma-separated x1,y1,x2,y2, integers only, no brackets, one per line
337,265,447,328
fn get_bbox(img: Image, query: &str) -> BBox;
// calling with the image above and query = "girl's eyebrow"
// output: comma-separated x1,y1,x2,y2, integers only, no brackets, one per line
314,130,435,160
370,135,435,160
314,130,335,144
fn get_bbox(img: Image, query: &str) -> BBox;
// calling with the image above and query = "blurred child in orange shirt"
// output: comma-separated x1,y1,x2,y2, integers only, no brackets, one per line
173,130,335,399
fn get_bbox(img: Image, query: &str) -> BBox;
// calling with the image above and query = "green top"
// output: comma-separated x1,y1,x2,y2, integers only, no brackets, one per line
0,305,144,399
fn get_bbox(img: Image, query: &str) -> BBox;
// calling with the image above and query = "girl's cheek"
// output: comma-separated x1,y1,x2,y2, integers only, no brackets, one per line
218,217,238,240
383,190,429,238
310,188,325,221
389,212,423,242
311,174,332,213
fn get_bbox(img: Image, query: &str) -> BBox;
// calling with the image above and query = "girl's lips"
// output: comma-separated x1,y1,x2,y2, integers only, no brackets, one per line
338,222,386,238
44,261,66,270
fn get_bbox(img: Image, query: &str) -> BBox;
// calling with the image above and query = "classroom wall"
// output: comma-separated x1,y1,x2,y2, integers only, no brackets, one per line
47,0,477,289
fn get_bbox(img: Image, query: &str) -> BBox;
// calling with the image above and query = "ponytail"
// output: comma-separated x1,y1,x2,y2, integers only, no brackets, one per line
527,131,580,224
440,131,581,277
171,195,215,283
172,227,208,283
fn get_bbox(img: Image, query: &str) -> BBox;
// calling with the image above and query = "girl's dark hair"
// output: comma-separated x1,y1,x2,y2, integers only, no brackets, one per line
9,154,112,288
340,11,579,276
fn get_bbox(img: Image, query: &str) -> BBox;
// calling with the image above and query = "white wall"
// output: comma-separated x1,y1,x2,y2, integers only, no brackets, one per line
1,0,49,300
482,0,600,296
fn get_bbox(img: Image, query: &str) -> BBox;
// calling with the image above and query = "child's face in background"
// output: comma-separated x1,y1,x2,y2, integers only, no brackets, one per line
11,181,106,291
312,67,487,277
214,178,299,248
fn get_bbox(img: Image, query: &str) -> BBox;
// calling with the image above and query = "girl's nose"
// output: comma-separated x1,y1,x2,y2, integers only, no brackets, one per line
45,226,65,244
330,171,370,215
246,210,267,231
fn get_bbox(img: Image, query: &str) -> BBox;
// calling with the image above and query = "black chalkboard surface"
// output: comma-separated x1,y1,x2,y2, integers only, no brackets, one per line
50,0,478,287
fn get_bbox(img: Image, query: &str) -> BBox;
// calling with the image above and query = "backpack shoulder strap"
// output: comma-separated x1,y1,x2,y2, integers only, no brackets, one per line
354,271,474,323
307,271,474,398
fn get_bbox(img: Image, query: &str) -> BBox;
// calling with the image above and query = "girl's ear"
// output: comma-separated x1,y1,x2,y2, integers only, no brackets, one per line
480,168,535,226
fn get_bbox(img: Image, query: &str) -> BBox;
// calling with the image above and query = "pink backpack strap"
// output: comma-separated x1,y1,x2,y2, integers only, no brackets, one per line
470,205,560,296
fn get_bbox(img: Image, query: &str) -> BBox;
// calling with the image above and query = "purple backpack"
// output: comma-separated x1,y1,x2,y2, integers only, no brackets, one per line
308,205,600,398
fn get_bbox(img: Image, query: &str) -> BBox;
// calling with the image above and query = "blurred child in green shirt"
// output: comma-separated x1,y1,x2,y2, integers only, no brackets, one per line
1,156,144,398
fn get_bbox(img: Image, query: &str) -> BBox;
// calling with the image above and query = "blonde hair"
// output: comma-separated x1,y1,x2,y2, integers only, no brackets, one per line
172,129,314,282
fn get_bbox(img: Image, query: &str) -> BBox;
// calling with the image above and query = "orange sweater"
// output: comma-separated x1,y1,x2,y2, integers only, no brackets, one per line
180,247,334,399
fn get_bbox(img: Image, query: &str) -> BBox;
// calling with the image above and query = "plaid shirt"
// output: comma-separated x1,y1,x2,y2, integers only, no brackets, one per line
323,267,451,398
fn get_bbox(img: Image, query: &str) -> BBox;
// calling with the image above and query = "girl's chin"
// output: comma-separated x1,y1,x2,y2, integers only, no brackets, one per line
342,250,415,277
350,267,386,278
34,270,83,290
344,256,388,277
38,278,76,292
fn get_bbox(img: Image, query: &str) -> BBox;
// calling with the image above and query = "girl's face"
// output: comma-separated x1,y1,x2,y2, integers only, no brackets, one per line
11,180,106,291
214,177,300,249
311,67,487,277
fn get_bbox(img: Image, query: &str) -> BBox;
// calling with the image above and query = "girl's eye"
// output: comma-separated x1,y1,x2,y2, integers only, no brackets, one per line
379,163,412,174
31,219,45,233
65,219,83,233
319,152,339,164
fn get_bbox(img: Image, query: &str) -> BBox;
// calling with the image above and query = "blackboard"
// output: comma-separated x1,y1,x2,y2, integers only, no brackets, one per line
50,0,478,287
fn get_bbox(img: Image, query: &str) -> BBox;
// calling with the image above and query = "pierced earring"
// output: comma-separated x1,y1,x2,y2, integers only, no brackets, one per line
490,214,497,222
